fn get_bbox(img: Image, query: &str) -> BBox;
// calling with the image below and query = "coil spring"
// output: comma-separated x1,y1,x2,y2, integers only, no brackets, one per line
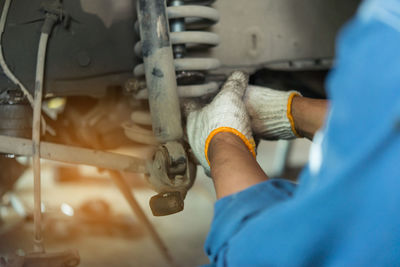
127,0,221,145
133,0,221,99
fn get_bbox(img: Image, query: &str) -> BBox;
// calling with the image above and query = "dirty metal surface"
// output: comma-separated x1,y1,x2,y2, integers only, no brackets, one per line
196,0,361,74
0,135,147,174
137,0,183,143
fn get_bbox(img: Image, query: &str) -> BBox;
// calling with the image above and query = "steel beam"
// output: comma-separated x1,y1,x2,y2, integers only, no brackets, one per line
0,135,148,174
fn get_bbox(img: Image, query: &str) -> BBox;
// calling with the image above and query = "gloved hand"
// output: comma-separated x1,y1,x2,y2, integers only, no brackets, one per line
244,85,302,140
187,71,256,173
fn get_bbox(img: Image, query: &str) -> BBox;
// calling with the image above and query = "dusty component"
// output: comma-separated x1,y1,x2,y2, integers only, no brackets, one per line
150,191,184,216
134,0,221,100
146,141,196,216
31,1,68,252
0,250,80,267
32,6,59,254
135,0,197,216
193,0,360,74
0,104,32,138
136,0,183,142
0,135,147,174
134,0,219,216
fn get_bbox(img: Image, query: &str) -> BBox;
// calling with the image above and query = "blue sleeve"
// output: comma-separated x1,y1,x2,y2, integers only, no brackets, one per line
205,179,297,264
206,1,400,266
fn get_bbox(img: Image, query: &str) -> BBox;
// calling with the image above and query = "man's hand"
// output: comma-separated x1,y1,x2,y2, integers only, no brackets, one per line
244,86,328,140
186,71,256,173
244,85,301,140
290,96,328,140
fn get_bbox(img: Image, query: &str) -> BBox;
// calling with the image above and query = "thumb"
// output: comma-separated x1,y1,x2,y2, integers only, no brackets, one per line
220,71,249,98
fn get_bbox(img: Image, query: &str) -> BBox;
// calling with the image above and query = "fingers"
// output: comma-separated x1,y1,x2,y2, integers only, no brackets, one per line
221,71,249,97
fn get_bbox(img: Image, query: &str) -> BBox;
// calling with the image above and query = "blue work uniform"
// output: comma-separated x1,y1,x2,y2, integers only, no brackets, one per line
205,0,400,266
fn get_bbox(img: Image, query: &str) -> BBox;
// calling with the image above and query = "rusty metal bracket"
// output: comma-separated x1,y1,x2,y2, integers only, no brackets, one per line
146,141,196,216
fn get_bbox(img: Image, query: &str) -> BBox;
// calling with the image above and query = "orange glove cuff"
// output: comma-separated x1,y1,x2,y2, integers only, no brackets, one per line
287,92,302,138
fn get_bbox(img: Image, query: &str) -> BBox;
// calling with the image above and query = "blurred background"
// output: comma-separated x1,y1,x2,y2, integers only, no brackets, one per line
0,139,310,267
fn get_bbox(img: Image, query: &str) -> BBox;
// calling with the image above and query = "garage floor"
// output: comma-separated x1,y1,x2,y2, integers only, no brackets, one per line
0,139,310,267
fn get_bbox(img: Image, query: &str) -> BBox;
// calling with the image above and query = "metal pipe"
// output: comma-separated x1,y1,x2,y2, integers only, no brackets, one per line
109,171,175,266
137,0,183,143
31,11,60,251
32,30,51,253
169,0,185,59
0,135,148,174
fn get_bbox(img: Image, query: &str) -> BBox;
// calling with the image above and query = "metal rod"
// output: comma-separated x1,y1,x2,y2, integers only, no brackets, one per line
32,31,50,253
0,135,148,174
137,0,183,143
109,171,175,266
169,0,186,59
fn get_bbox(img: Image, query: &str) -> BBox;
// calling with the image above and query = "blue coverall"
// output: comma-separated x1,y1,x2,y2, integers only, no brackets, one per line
205,0,400,266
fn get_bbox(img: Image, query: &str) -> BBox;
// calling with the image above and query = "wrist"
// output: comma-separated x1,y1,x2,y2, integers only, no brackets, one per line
208,131,253,164
291,96,328,140
245,86,302,140
208,132,268,199
210,132,248,151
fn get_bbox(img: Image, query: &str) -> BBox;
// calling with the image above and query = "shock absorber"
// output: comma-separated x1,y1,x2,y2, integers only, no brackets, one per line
131,0,220,216
134,0,221,99
129,0,221,149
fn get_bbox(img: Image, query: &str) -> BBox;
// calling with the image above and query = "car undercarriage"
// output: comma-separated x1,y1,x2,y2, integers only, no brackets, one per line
0,0,360,265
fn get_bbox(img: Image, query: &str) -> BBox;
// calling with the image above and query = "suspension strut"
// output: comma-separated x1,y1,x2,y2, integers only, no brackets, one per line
134,0,220,216
134,0,221,98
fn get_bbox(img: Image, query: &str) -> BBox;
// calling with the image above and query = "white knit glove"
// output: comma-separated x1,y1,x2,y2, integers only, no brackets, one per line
244,85,302,140
187,71,256,173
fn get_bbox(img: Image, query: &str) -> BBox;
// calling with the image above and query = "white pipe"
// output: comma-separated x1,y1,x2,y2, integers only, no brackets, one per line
32,32,49,253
